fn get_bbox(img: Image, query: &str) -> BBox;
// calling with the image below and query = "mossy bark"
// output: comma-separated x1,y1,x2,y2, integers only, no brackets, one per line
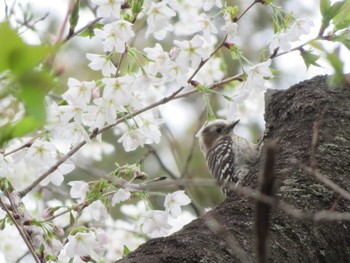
117,75,350,263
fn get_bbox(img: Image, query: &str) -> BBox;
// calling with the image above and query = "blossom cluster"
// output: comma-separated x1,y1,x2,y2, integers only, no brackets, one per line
269,19,314,53
52,180,192,260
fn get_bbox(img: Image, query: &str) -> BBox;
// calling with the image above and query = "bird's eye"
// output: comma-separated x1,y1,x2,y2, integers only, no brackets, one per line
216,127,222,133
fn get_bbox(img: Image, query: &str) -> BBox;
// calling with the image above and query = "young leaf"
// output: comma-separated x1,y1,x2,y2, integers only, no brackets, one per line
230,45,242,61
300,50,321,69
320,0,331,16
327,1,346,20
0,22,50,75
123,245,131,257
69,0,80,36
332,1,350,30
333,32,350,51
79,23,103,38
326,47,344,86
203,94,216,121
132,0,144,17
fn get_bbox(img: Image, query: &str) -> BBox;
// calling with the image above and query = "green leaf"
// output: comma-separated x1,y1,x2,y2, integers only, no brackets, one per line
45,255,58,261
326,47,344,86
0,177,13,192
230,45,242,61
11,117,43,137
333,32,350,50
300,50,321,69
69,0,80,35
225,5,239,20
319,1,346,33
203,94,216,121
0,22,50,75
0,218,6,230
69,212,76,226
260,48,268,62
332,1,350,30
132,0,144,17
123,245,131,257
196,84,209,92
328,1,346,20
79,23,103,38
0,22,55,144
320,0,331,16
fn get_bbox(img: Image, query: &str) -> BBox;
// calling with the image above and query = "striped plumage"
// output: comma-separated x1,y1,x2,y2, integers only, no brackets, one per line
198,119,259,195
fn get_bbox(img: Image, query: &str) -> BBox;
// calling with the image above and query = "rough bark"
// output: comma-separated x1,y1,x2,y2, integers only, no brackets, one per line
117,75,350,263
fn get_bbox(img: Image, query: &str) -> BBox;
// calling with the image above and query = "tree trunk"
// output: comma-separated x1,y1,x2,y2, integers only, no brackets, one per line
117,75,350,263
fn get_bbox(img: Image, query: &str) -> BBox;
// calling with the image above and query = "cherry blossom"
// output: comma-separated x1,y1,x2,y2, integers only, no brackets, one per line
118,128,147,152
86,53,117,77
24,140,57,167
91,0,123,18
94,21,134,53
269,19,314,52
290,19,314,39
174,35,211,68
222,11,238,44
164,191,191,218
117,114,162,152
192,13,218,42
245,59,273,91
146,1,176,40
86,105,114,130
203,0,222,11
144,44,174,77
269,32,294,52
40,159,75,186
65,231,105,257
63,78,96,104
111,189,131,206
80,200,109,222
194,57,224,85
138,210,172,237
68,181,89,201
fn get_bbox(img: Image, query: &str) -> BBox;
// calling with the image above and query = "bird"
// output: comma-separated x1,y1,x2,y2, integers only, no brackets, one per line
197,119,260,195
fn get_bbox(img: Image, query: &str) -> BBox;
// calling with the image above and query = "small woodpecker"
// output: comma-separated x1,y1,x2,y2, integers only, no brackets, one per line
197,119,260,195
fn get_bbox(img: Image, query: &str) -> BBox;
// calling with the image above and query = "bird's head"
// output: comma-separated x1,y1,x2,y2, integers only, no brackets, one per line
196,119,240,154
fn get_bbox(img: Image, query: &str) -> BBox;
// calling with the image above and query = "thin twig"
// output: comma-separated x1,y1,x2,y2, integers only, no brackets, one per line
63,17,103,43
236,0,260,21
3,137,37,156
115,49,127,77
269,38,318,59
147,146,178,180
147,145,202,217
0,196,40,263
256,141,277,263
55,0,75,45
187,35,227,82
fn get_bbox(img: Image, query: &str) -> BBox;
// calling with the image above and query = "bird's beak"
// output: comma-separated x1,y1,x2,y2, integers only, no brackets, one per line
225,119,240,131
